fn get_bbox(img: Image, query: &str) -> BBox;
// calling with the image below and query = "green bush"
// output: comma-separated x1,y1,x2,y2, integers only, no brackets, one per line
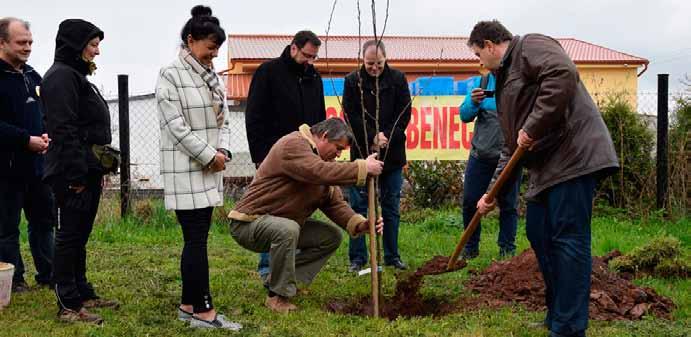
610,236,689,278
403,160,464,209
598,93,656,212
667,95,690,215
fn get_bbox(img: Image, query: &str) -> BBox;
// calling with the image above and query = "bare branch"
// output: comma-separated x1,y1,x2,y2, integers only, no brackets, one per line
382,47,445,163
323,0,366,159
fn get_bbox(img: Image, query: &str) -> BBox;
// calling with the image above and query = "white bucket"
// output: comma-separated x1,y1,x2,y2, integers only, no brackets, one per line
0,262,14,309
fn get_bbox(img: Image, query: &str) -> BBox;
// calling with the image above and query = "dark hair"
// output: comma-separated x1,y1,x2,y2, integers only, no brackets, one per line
362,39,386,57
310,118,354,143
0,17,30,42
467,20,513,48
180,5,226,47
291,30,321,49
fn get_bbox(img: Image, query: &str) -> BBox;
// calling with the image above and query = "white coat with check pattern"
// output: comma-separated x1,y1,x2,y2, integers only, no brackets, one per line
155,56,231,210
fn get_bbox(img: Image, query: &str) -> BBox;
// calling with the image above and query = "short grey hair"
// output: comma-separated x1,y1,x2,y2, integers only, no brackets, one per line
0,17,30,42
362,39,386,57
310,118,354,143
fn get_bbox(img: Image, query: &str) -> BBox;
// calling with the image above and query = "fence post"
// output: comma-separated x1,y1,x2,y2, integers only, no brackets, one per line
118,75,131,218
656,74,669,210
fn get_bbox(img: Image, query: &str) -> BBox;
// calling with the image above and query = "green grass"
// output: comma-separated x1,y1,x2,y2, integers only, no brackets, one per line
4,199,689,337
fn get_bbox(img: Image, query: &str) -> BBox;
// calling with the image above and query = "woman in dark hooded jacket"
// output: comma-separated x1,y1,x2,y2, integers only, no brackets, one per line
41,18,117,324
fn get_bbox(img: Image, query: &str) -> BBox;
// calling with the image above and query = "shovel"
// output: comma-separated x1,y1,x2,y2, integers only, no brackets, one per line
446,146,526,271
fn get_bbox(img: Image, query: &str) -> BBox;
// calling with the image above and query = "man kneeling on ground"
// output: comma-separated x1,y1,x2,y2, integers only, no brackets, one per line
227,118,384,313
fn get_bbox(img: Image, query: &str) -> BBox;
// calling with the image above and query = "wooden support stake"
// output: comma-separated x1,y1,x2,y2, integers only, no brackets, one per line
367,177,380,317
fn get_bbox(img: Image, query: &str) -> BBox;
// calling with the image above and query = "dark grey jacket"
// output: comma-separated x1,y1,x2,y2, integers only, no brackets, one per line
494,34,619,199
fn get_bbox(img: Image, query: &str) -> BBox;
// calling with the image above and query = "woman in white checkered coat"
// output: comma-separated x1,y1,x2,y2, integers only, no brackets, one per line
154,5,241,331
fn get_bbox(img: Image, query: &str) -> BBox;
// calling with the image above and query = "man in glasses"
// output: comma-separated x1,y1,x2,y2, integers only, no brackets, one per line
245,30,326,287
0,17,56,293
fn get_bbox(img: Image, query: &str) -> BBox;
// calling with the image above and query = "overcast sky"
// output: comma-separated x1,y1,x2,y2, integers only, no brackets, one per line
6,0,690,97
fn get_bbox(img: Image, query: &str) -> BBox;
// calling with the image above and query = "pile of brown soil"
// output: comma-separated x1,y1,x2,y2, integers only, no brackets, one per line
464,249,676,320
326,251,676,321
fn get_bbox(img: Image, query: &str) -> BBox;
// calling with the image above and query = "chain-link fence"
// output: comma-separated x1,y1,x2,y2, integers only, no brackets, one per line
96,89,688,221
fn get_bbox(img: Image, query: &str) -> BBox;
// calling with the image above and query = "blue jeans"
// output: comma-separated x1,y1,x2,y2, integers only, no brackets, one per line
0,178,55,285
257,252,270,280
462,155,521,254
526,174,596,337
348,168,403,265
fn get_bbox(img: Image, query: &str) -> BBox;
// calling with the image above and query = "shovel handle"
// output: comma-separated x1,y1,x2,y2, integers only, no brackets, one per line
447,146,526,270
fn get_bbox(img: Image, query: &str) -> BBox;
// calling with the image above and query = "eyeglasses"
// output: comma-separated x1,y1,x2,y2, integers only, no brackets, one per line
298,48,319,61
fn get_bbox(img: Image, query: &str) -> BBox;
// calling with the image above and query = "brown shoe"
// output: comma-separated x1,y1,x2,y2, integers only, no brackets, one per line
57,308,103,324
264,295,297,313
83,298,120,309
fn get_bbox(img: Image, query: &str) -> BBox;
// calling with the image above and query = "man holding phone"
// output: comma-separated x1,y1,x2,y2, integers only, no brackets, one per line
458,72,522,259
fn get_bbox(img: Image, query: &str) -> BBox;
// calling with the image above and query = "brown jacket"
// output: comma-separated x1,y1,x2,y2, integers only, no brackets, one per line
494,34,619,199
228,124,368,236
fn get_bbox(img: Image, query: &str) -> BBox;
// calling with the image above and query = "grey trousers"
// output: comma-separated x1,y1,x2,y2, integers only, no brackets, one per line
229,215,343,298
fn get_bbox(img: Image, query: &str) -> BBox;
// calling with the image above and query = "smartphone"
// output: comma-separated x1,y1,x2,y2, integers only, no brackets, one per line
483,90,495,98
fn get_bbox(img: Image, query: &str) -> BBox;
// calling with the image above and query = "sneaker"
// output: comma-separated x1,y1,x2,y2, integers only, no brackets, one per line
12,280,30,293
189,314,242,330
265,295,297,313
57,307,103,325
83,298,120,309
177,307,193,322
348,262,364,273
385,259,408,270
528,320,550,329
461,249,479,260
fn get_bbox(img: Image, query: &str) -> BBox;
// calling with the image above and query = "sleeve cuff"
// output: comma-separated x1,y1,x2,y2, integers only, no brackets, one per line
521,117,541,141
346,214,367,237
197,146,217,167
355,159,367,186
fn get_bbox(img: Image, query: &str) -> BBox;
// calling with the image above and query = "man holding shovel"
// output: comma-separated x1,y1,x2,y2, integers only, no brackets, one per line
227,118,384,313
469,21,619,337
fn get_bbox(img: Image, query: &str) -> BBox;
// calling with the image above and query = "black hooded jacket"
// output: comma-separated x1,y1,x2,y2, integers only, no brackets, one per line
41,19,111,185
245,45,326,163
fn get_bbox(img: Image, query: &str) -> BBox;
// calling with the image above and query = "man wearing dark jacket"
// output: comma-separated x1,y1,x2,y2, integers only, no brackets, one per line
245,30,326,280
245,30,326,164
343,40,411,272
471,21,619,337
0,17,55,293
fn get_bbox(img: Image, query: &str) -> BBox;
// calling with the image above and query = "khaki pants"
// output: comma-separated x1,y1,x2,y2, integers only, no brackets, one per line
229,215,342,298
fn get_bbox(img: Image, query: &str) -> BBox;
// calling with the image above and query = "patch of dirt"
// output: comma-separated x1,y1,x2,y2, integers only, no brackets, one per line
326,251,676,321
463,249,676,320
